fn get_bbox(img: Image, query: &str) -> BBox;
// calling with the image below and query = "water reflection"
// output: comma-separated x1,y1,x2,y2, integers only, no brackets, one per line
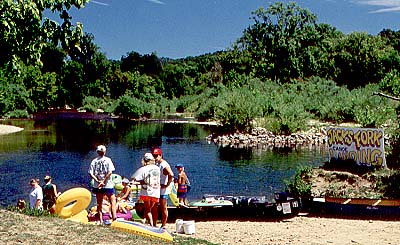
0,119,328,207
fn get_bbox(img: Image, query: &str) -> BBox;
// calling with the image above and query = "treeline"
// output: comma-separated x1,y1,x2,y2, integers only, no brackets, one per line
1,1,400,139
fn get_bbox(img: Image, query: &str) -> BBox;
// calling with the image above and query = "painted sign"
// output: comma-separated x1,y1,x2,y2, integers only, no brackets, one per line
327,127,386,167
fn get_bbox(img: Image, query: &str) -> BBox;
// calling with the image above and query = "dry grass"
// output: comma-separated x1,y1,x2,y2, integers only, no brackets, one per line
0,209,212,245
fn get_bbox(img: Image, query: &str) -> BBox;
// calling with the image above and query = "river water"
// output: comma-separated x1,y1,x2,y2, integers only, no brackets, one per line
0,118,328,207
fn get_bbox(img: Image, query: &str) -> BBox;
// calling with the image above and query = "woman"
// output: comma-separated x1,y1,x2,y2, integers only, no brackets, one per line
131,153,160,226
42,175,61,213
29,178,43,210
116,178,132,202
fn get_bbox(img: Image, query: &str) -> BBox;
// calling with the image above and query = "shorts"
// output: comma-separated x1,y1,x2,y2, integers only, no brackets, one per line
160,194,169,199
139,196,159,203
92,187,115,196
177,192,187,199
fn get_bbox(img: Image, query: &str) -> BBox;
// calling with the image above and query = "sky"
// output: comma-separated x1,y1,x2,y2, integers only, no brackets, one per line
65,0,400,60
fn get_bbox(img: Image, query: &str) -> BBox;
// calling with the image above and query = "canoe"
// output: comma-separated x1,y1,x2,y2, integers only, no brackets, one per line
135,192,300,222
312,197,400,218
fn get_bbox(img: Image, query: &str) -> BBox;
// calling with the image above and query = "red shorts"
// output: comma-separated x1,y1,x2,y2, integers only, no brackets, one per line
140,196,159,203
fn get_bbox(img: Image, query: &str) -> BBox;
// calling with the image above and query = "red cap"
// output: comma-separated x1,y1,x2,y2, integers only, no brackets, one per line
152,148,162,155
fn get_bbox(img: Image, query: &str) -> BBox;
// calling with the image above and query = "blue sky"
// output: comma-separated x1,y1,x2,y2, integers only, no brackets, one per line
67,0,400,60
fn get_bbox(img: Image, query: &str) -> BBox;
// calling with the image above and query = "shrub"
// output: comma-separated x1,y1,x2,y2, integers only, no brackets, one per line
285,166,313,198
351,84,397,127
114,95,152,119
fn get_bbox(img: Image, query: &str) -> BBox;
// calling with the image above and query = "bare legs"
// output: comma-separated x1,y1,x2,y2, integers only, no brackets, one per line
159,198,168,227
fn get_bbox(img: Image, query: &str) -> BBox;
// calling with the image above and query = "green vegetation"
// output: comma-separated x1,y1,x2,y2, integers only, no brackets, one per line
1,1,400,160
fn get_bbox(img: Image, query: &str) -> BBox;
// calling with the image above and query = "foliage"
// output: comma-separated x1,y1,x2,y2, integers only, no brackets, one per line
114,94,155,119
351,84,397,127
214,87,262,132
0,0,89,68
0,65,35,115
379,70,400,97
3,110,30,119
285,166,313,198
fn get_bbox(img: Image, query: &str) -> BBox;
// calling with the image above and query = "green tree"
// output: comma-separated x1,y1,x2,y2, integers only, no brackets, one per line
236,2,319,81
0,0,89,69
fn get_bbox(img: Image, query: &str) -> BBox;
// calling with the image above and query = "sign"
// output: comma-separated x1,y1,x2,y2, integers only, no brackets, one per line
327,127,386,167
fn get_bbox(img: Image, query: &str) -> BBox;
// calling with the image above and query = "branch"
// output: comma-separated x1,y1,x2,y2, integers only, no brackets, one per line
373,92,400,101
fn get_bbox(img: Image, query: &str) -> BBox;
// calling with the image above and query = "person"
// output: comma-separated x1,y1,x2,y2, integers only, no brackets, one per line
42,175,61,213
16,199,26,210
29,178,43,210
175,164,190,206
152,148,174,228
116,178,132,202
88,145,117,224
132,153,160,227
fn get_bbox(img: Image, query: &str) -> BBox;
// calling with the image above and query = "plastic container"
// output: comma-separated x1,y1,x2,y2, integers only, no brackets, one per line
183,220,195,235
175,219,184,233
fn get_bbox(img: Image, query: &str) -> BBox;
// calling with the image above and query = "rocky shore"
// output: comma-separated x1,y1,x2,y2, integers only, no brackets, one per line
207,126,327,148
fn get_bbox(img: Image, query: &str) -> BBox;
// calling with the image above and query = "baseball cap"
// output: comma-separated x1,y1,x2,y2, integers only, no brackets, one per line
122,178,129,184
96,145,106,152
144,153,154,161
44,175,51,180
152,148,162,155
176,164,184,168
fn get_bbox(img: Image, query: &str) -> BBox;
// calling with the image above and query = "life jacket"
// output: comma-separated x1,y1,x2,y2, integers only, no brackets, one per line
42,184,56,203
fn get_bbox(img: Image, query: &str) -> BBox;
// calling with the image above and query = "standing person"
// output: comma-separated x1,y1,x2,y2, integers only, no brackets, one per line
132,153,160,227
152,148,174,229
175,164,190,206
42,175,61,213
88,145,117,224
29,178,43,210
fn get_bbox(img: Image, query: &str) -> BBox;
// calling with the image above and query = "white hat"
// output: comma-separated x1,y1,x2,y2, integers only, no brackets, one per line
143,153,154,161
122,178,129,184
96,145,106,152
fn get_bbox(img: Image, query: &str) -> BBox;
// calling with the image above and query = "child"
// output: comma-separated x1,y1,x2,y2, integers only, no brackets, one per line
175,164,190,206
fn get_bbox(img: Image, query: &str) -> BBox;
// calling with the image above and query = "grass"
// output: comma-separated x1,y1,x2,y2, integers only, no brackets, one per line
0,208,216,245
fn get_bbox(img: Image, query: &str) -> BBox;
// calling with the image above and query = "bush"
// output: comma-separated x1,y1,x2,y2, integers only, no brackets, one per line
3,109,30,119
285,166,313,198
351,84,397,127
214,87,262,132
114,95,153,119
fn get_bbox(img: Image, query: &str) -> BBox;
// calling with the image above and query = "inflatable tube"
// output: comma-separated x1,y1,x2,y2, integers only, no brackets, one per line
66,209,89,223
55,187,91,218
111,220,173,242
168,184,179,207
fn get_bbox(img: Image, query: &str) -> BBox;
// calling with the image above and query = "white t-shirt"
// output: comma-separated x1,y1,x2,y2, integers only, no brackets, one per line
88,156,115,188
29,186,43,209
132,164,160,199
158,159,172,195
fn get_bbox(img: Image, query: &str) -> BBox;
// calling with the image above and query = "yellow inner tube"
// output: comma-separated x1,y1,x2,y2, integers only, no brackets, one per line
55,187,91,219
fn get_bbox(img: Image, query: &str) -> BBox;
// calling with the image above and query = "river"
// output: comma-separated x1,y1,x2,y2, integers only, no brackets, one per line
0,117,328,207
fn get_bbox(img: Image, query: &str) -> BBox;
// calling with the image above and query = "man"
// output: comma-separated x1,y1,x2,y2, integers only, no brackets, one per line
152,147,174,228
88,145,117,224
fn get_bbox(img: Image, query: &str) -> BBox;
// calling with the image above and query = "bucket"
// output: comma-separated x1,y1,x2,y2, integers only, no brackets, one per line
175,219,184,233
183,220,195,235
